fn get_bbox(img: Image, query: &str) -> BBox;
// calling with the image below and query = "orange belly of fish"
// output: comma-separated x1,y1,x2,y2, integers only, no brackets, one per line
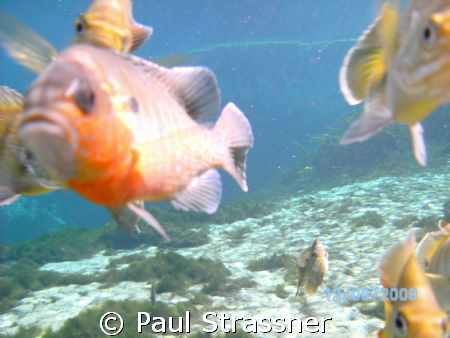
68,171,174,206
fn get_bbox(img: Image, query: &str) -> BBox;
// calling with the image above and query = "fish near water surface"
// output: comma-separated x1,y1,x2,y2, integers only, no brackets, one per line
19,44,254,239
291,239,328,296
339,0,450,166
378,230,449,337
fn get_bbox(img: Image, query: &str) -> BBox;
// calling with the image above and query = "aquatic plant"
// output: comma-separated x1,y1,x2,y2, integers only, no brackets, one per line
350,211,384,229
247,253,289,271
271,284,290,299
41,300,189,338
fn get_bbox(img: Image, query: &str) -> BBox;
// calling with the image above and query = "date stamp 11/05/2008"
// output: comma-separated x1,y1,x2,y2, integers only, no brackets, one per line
323,287,418,304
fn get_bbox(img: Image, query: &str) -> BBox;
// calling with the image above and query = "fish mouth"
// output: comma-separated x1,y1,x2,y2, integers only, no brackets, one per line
19,111,79,183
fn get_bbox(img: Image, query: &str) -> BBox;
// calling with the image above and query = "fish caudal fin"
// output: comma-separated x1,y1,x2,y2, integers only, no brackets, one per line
409,123,427,167
340,86,393,145
0,86,24,112
171,169,222,214
126,202,170,240
215,103,254,192
0,186,21,206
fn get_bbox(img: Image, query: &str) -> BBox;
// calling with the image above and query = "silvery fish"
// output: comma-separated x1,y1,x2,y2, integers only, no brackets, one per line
12,38,253,240
339,0,450,166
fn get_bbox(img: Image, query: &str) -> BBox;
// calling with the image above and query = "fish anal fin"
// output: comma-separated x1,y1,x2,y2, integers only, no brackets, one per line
171,169,222,214
340,83,393,144
409,123,427,167
130,22,152,52
214,103,254,192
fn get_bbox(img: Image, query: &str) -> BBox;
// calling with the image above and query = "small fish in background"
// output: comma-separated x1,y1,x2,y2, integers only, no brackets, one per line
291,239,328,296
339,0,450,167
73,0,152,53
378,230,449,338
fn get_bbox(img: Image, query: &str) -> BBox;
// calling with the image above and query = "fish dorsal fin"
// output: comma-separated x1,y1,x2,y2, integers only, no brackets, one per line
0,12,57,73
171,169,222,214
339,3,399,105
0,86,24,113
159,66,221,123
129,21,152,52
378,230,416,288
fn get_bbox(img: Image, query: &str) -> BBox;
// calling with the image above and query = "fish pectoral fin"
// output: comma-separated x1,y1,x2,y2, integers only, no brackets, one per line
340,84,392,144
107,201,145,235
339,9,386,104
0,186,21,206
161,66,220,123
409,123,427,167
0,12,58,73
171,169,222,214
214,103,254,192
126,201,170,240
130,22,153,52
339,3,399,105
0,86,24,112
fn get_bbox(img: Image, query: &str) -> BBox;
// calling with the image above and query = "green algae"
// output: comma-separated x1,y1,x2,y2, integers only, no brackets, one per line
247,253,289,272
0,252,231,314
41,300,190,338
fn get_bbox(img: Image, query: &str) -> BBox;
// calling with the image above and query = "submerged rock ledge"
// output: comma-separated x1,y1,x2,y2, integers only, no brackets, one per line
1,171,448,337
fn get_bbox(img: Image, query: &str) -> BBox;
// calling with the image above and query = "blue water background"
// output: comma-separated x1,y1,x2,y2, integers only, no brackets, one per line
0,1,376,243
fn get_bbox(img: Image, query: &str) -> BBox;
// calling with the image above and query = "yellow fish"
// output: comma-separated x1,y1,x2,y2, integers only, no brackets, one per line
378,230,449,337
0,86,144,234
73,0,152,53
339,0,450,166
291,239,328,296
0,0,151,75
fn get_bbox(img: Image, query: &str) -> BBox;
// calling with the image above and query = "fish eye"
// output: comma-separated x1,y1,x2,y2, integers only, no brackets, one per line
75,17,86,35
74,88,96,115
422,21,438,47
394,312,408,336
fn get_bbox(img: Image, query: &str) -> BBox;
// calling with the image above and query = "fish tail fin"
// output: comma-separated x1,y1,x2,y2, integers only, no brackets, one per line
291,258,303,297
214,102,254,192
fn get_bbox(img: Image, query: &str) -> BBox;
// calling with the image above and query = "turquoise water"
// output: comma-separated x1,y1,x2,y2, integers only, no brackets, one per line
0,1,449,337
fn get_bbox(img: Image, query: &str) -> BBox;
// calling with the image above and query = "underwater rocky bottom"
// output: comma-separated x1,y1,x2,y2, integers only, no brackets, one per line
0,170,449,337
